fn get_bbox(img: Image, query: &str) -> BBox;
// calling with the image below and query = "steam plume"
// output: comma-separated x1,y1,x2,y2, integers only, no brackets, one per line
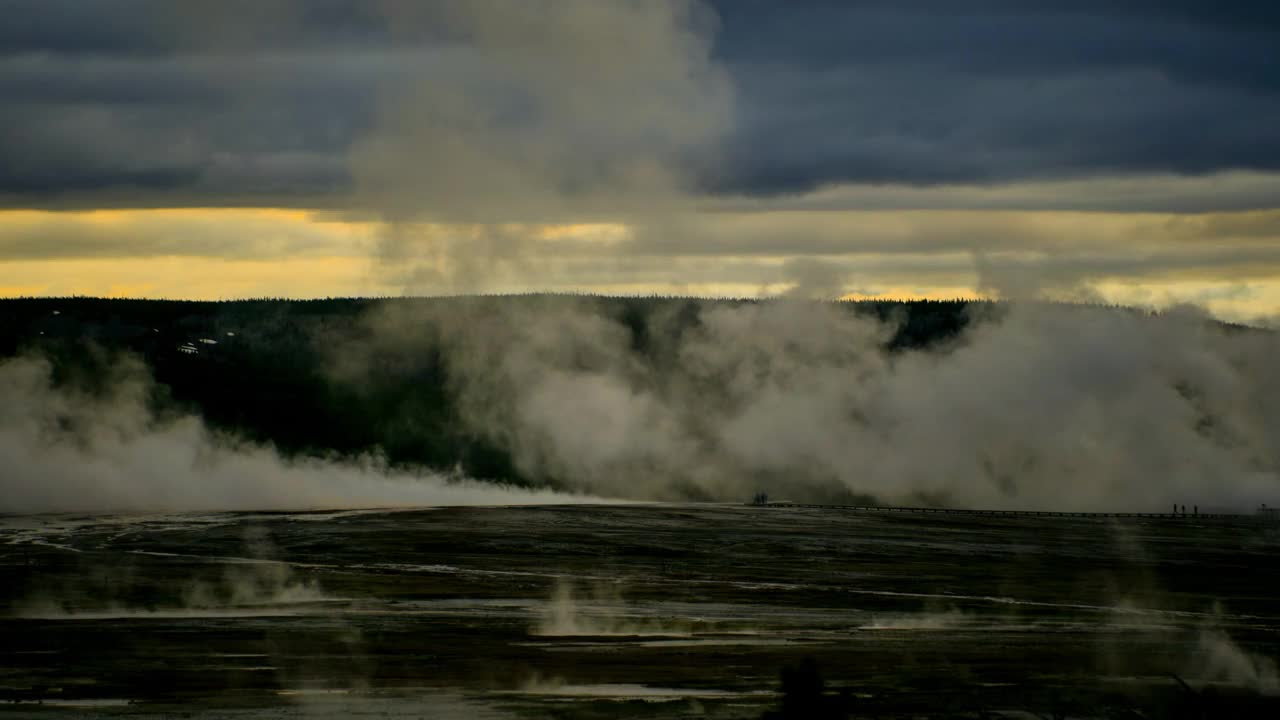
350,0,731,294
340,297,1280,510
0,352,594,514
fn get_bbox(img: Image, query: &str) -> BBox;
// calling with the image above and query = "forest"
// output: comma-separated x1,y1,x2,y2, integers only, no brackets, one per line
0,295,1096,492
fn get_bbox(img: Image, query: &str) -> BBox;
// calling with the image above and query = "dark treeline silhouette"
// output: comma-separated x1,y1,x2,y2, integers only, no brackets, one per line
0,294,1131,488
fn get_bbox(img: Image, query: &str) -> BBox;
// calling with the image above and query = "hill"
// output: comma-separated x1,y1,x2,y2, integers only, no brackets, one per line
0,296,984,491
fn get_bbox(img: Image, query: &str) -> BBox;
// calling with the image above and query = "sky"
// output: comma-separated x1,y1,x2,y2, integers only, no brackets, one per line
3,0,1280,319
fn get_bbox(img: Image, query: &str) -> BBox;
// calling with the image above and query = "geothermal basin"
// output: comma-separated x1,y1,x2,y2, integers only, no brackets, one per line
2,504,1278,718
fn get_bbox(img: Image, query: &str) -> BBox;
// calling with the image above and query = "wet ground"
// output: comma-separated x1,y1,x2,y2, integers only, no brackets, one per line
2,504,1279,718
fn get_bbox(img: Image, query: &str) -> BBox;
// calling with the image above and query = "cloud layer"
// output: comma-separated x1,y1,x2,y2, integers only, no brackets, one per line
4,1,1279,206
3,1,1280,313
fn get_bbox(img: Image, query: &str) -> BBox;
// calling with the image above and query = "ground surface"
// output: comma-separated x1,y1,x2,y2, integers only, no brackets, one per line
2,504,1278,718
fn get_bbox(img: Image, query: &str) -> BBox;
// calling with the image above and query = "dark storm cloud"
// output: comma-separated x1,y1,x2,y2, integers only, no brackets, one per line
0,1,386,55
0,49,373,205
0,0,388,207
1,0,1279,207
708,0,1280,194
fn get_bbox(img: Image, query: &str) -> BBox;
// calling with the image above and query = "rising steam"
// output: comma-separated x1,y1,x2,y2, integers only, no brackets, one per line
6,296,1279,514
15,526,333,619
0,352,595,514
1190,628,1280,695
338,298,1280,511
534,579,694,637
351,0,731,294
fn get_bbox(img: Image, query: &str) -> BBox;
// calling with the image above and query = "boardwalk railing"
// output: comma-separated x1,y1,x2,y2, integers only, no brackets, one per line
750,502,1267,521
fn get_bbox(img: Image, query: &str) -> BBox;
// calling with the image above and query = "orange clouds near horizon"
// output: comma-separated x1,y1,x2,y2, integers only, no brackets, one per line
2,201,1280,324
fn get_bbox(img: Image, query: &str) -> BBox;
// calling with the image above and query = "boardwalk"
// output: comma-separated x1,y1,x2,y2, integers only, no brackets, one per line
752,502,1268,521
